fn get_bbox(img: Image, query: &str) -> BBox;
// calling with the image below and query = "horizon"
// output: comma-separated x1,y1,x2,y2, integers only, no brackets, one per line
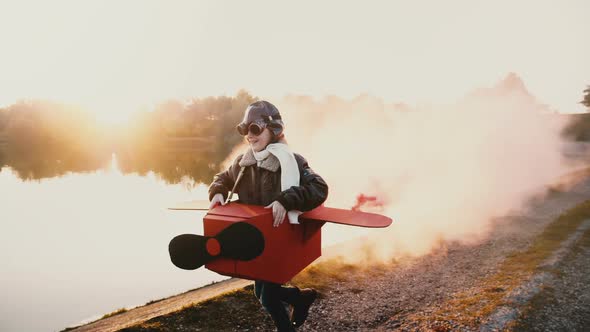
1,1,589,123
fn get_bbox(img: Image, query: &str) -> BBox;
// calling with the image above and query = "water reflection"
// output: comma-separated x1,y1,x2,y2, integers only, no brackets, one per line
116,144,217,185
0,155,225,332
0,141,218,185
0,143,110,181
0,93,256,183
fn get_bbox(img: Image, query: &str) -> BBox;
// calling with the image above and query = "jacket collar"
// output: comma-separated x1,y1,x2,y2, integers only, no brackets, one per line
239,148,280,172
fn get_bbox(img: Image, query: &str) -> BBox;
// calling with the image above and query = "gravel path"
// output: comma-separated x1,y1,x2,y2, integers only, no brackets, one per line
300,176,590,332
480,219,590,331
511,223,590,331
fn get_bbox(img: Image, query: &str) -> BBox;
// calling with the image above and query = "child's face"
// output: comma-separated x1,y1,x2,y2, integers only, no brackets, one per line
247,127,273,152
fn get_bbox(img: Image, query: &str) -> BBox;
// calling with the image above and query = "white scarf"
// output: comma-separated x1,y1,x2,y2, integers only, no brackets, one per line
252,143,303,224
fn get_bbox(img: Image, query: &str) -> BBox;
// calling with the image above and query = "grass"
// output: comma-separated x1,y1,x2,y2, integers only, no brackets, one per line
60,308,129,332
142,280,221,306
101,307,128,319
408,199,590,329
509,225,590,330
290,256,391,294
562,112,590,142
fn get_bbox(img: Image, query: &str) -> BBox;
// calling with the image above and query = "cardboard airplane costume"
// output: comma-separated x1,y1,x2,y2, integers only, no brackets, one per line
168,200,393,284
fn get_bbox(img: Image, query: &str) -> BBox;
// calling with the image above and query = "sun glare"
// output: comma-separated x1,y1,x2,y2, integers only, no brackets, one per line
84,101,140,125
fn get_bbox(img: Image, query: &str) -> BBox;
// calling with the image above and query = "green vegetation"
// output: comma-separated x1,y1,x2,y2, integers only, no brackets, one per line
101,307,128,319
510,226,590,330
408,200,590,329
561,84,590,141
0,100,111,180
142,280,222,307
562,112,590,142
292,257,360,290
581,85,590,109
2,85,589,181
120,90,257,167
290,256,389,292
61,307,131,332
0,91,258,182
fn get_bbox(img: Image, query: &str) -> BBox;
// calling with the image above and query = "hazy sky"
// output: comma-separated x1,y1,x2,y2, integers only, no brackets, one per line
0,0,588,122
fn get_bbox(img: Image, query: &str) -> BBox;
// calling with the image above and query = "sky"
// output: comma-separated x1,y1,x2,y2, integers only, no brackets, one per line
0,0,589,123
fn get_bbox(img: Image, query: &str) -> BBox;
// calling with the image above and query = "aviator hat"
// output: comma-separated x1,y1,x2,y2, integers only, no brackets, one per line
237,100,284,137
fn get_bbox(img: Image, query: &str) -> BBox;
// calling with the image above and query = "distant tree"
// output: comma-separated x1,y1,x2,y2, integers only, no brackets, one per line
1,92,259,181
0,108,7,131
181,90,257,164
0,100,110,180
582,85,590,109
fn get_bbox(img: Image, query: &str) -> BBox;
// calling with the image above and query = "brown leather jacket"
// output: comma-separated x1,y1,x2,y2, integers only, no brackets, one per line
208,148,328,211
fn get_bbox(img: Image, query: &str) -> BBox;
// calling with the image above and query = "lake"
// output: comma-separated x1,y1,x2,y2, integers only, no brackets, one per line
0,154,230,332
0,154,360,332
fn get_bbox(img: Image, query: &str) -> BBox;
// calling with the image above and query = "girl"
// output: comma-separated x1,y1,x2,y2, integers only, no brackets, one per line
208,100,328,331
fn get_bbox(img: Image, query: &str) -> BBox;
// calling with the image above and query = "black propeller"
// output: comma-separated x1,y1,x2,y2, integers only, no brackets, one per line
169,222,265,270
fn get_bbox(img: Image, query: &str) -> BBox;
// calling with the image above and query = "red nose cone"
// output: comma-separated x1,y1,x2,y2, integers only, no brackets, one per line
206,238,221,256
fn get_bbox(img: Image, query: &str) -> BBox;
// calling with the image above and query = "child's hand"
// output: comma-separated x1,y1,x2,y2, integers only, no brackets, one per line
265,201,287,227
208,193,226,209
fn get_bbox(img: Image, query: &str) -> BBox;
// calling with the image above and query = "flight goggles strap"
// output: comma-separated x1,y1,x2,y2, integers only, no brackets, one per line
263,114,281,122
225,166,246,204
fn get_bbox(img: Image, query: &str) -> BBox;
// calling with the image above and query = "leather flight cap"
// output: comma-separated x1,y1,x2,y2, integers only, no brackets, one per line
237,100,284,137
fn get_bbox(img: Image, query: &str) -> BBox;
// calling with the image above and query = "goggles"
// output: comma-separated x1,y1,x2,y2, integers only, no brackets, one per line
237,121,267,136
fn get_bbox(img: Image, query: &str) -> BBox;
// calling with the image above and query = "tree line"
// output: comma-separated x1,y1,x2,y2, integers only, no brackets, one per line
1,87,589,182
0,90,258,182
562,86,590,142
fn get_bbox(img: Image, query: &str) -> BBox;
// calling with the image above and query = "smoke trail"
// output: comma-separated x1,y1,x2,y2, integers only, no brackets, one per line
275,74,575,261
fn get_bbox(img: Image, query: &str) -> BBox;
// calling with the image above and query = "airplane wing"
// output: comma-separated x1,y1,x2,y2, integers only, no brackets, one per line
168,201,393,228
301,206,392,228
168,200,211,210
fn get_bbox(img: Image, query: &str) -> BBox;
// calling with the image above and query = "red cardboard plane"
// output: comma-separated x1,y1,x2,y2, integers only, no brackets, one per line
168,200,392,284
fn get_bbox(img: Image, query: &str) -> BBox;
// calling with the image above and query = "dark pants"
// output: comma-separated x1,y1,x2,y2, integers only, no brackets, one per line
254,280,300,332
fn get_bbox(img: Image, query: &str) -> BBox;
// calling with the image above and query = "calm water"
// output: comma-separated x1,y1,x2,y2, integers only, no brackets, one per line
0,154,360,332
0,155,227,332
